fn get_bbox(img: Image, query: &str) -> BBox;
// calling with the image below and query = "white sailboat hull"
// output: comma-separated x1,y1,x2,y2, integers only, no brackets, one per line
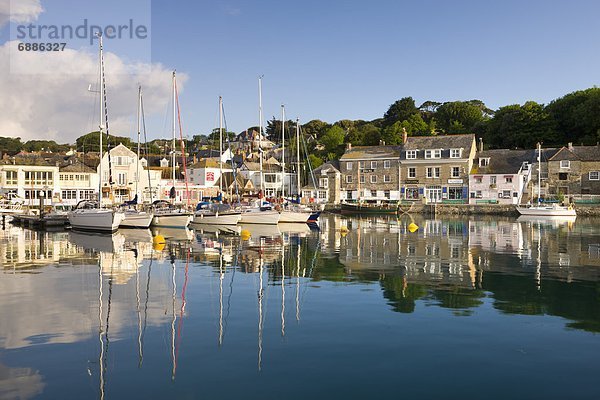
279,209,311,223
68,209,125,233
120,211,154,228
151,213,192,228
192,212,241,225
240,209,280,224
516,205,576,217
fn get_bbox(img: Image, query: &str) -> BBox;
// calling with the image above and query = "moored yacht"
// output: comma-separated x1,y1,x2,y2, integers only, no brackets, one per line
240,200,280,224
69,201,124,233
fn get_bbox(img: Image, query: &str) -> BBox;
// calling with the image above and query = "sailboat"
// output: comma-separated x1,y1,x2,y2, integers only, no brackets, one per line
240,76,280,225
121,85,154,228
68,33,124,233
517,143,576,218
279,115,321,223
152,71,193,228
192,96,241,226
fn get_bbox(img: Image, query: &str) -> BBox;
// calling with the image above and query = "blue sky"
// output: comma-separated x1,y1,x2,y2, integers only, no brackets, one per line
2,0,600,142
150,0,600,136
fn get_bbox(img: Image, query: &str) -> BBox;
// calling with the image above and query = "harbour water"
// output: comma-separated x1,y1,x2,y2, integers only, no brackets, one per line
1,215,599,399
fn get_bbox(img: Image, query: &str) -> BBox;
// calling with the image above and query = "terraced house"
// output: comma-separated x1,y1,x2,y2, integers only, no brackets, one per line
399,134,476,203
339,144,402,203
545,143,600,200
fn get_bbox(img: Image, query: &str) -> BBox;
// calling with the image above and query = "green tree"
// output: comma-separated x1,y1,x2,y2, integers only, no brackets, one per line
435,101,489,133
307,153,324,169
383,97,419,127
485,101,556,149
301,119,330,141
320,125,345,154
0,136,24,155
76,131,134,152
545,87,600,145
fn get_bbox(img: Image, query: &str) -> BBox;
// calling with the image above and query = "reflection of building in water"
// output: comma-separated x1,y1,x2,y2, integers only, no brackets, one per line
334,217,477,287
0,226,90,270
468,219,524,254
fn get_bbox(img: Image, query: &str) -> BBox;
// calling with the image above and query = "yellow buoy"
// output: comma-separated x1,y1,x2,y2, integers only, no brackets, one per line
408,222,419,233
240,229,251,241
152,234,166,250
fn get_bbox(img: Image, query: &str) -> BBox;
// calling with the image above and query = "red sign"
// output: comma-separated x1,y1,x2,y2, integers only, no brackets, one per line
206,172,215,182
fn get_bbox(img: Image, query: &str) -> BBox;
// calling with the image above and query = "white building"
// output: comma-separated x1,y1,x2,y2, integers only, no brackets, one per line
469,149,535,205
58,160,99,206
0,162,60,207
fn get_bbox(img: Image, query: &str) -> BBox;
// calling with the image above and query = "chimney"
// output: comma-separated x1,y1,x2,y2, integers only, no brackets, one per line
478,137,484,152
402,127,408,144
568,142,573,150
346,143,352,151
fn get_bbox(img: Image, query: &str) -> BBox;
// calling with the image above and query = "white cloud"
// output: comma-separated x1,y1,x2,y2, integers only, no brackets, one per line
0,40,186,144
0,0,43,28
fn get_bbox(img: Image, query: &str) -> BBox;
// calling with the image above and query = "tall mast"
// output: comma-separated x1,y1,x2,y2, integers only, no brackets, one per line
219,96,223,194
136,85,142,199
97,34,103,205
172,71,177,199
258,76,264,196
537,142,541,207
281,104,285,199
296,118,301,197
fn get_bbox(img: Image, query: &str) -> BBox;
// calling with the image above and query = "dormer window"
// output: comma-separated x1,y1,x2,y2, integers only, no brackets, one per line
560,160,570,169
406,150,417,159
425,149,441,159
450,149,461,158
479,158,490,167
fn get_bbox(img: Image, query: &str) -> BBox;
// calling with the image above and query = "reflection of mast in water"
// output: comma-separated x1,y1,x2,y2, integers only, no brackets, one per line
98,254,104,400
140,251,154,368
170,251,176,380
175,247,190,377
535,222,541,290
257,237,265,371
219,241,224,346
135,247,142,368
281,238,285,337
296,239,301,322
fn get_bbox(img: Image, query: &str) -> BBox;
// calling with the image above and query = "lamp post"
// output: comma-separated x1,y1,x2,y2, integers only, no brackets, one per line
38,189,46,218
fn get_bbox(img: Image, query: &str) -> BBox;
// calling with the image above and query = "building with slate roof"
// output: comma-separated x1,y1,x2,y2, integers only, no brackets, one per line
546,143,600,198
469,149,536,205
399,134,476,203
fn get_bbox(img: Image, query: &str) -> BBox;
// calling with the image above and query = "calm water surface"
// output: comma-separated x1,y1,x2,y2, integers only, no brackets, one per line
1,215,599,399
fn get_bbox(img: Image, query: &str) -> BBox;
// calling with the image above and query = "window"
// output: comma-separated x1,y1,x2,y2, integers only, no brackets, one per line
117,173,127,185
559,173,568,181
371,161,377,169
360,175,365,184
384,160,391,169
479,158,489,167
359,161,365,169
475,176,483,183
384,175,391,183
346,175,352,184
384,190,390,199
450,149,461,158
320,178,328,188
451,167,460,178
370,175,377,183
490,176,496,185
502,190,511,198
408,167,416,178
560,160,570,169
371,190,377,197
448,187,463,199
346,190,353,199
318,190,327,199
346,162,353,170
589,171,600,181
427,167,440,178
5,170,17,185
406,150,417,159
405,188,419,199
61,190,77,200
425,149,441,159
476,190,482,198
81,190,95,200
505,176,513,183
